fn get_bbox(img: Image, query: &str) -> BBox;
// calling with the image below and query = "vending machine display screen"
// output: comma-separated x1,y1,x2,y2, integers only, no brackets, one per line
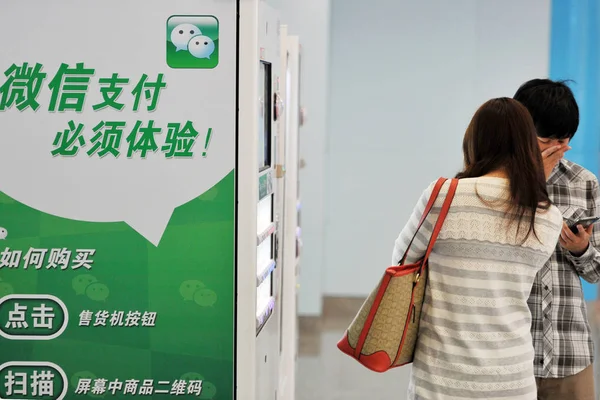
258,62,272,171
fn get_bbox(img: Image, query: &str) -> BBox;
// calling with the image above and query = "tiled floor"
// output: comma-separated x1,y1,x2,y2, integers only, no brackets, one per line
296,298,411,400
296,297,600,400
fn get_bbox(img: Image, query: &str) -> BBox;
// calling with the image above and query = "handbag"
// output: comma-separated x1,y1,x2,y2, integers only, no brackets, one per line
337,177,458,372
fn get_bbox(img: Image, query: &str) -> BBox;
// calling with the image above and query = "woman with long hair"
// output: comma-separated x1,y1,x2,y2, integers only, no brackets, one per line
392,98,563,399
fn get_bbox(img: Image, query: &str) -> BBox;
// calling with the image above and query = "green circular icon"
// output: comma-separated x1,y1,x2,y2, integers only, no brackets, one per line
73,274,98,295
0,281,14,297
193,289,217,307
85,282,110,302
178,373,215,399
179,280,206,301
70,371,97,389
180,372,204,381
200,381,217,399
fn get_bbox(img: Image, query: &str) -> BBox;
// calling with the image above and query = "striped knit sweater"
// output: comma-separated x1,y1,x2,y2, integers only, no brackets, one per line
391,178,563,400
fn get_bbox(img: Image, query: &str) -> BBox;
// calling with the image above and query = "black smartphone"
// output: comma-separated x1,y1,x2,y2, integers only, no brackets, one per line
569,216,600,233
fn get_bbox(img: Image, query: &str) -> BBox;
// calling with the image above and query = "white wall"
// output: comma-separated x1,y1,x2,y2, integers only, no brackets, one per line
322,0,551,297
274,0,331,315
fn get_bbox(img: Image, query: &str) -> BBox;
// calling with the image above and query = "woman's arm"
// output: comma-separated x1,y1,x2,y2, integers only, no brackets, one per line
391,181,441,265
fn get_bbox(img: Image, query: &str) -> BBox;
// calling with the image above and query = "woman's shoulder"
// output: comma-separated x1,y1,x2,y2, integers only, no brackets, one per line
437,177,509,197
421,177,508,200
536,204,563,228
419,178,449,199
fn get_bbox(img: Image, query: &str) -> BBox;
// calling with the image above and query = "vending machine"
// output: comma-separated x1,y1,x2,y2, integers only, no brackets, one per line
239,0,295,399
251,2,283,400
276,25,304,400
0,0,293,399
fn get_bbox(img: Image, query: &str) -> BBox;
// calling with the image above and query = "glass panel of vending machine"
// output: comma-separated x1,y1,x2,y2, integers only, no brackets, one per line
296,54,302,263
256,61,275,334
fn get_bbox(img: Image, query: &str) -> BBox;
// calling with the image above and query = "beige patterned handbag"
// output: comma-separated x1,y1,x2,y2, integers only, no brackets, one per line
337,178,458,372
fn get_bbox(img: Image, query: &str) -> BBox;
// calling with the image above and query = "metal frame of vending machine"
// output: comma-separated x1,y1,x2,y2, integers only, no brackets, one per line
237,1,283,399
277,25,303,400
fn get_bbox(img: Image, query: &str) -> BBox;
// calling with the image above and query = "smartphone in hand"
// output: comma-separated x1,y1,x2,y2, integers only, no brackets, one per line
569,216,600,234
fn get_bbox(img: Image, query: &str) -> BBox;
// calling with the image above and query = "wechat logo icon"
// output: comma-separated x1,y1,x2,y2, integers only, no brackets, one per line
170,23,202,52
167,16,219,69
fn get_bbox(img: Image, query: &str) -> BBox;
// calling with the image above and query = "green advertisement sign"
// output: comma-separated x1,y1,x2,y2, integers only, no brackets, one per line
0,2,237,399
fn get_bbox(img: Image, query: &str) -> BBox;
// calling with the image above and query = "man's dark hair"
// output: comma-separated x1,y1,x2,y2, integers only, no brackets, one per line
513,79,579,140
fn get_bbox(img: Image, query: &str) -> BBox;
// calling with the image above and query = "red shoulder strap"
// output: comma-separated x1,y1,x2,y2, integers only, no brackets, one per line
422,178,459,264
399,178,447,265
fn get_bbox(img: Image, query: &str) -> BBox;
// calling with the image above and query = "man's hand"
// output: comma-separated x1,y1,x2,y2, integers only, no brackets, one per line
560,221,593,256
541,145,570,179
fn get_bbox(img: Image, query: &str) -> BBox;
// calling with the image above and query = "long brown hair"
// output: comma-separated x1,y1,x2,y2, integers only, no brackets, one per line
456,97,551,242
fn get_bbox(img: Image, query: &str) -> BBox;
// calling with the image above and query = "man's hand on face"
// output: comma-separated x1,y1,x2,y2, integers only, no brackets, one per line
541,144,571,180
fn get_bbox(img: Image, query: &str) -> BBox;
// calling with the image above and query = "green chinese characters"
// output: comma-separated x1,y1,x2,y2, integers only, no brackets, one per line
0,295,68,339
0,62,215,159
70,371,104,399
51,119,209,159
0,62,46,111
0,62,165,113
0,363,66,400
47,62,95,112
93,73,129,111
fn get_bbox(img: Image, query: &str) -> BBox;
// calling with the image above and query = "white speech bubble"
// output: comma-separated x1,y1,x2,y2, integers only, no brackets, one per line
0,6,235,248
188,35,216,60
0,227,6,240
0,110,233,246
170,23,202,52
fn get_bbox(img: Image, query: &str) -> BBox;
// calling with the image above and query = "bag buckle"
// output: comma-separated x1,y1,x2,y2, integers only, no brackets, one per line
414,273,420,283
